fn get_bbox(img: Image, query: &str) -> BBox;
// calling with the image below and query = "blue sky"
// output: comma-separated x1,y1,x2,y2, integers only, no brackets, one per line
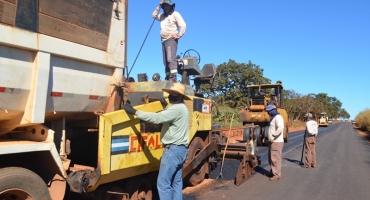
126,0,369,119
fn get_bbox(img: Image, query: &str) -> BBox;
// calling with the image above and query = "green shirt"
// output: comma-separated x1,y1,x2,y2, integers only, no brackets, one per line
137,103,189,146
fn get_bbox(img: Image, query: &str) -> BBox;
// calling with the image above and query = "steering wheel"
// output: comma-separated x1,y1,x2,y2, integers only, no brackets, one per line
182,49,201,64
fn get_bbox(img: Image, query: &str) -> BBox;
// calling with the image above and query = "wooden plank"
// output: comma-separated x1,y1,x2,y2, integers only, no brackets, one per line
15,0,38,32
39,0,112,36
0,0,15,25
39,13,108,51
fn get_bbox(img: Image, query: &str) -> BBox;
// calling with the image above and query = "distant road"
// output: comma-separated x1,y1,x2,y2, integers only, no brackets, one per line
183,122,370,200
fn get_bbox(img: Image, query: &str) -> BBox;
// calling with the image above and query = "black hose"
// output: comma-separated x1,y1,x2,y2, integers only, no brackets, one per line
127,18,156,78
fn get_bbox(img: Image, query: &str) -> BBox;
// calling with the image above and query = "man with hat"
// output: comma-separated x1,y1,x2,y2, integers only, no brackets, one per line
302,113,318,168
152,0,186,82
122,82,190,200
266,104,285,181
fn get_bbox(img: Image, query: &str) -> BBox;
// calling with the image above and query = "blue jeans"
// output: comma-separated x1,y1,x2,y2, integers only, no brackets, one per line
157,145,188,200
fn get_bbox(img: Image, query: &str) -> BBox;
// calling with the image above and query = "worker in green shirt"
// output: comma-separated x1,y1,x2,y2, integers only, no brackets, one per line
122,82,190,200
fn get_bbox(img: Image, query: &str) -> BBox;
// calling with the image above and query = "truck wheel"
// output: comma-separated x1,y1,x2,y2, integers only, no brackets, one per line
125,178,152,200
184,137,206,186
0,167,51,200
255,126,262,146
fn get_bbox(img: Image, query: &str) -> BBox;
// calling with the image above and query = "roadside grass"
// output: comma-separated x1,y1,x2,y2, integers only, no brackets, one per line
211,106,243,128
354,109,370,131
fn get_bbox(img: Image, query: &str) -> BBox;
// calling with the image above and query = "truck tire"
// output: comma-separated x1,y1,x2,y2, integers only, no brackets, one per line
0,167,51,200
184,137,206,186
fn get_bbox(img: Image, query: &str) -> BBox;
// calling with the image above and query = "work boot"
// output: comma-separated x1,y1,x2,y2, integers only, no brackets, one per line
167,73,177,82
269,176,281,181
301,164,311,168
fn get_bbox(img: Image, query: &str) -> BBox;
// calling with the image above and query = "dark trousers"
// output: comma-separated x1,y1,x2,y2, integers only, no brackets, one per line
162,38,178,75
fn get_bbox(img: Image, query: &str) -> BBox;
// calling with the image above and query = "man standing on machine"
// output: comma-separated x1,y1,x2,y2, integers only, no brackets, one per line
152,0,186,82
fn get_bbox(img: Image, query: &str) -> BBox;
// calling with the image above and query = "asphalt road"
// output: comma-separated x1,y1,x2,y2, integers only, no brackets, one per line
183,122,370,200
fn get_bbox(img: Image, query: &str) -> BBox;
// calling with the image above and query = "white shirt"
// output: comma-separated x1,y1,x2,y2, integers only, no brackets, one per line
268,114,284,143
152,6,186,42
305,120,318,137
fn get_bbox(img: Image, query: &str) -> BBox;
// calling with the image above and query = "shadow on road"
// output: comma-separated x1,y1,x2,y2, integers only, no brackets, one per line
254,166,271,176
284,158,302,166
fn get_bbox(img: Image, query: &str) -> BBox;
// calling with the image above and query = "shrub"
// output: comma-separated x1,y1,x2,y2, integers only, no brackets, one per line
354,109,370,131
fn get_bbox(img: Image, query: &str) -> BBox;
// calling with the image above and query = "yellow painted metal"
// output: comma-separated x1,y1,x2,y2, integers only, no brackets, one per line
94,101,164,191
92,97,213,191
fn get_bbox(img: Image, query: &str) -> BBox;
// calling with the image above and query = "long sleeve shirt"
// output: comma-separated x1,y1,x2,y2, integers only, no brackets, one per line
152,6,186,42
268,114,285,143
137,103,189,146
305,120,318,137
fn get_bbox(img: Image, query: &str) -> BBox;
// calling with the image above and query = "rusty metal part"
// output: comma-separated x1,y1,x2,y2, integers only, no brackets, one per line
214,125,261,185
217,114,235,180
182,141,219,179
212,126,246,138
105,85,124,113
124,177,152,200
48,174,67,200
218,142,260,185
66,167,101,193
235,154,260,186
103,186,129,200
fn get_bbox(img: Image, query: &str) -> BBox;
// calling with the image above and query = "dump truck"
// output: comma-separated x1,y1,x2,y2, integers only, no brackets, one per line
319,112,329,127
0,1,260,199
238,81,289,146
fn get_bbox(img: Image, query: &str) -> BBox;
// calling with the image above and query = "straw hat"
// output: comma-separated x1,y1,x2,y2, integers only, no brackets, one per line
161,83,191,100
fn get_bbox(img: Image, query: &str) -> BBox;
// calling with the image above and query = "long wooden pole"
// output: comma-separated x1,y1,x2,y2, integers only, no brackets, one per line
217,114,235,179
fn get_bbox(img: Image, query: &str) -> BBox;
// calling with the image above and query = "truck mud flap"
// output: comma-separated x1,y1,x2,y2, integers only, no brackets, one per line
66,167,101,193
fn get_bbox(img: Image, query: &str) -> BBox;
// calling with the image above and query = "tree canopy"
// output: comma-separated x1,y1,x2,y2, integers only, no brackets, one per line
196,59,350,122
201,59,270,109
283,91,350,120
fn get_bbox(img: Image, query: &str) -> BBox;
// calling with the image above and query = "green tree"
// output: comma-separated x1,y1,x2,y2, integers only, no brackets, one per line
206,59,270,109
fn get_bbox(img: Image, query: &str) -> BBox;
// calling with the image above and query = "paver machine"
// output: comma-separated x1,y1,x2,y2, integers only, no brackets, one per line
238,81,289,146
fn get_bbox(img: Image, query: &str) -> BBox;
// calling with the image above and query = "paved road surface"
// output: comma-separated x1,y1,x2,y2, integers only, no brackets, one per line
183,122,370,200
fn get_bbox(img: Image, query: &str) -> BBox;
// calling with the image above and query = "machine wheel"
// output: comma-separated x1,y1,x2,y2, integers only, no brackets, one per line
125,178,152,200
255,126,262,146
284,125,289,143
264,126,269,138
0,167,51,200
243,128,251,141
184,137,206,186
